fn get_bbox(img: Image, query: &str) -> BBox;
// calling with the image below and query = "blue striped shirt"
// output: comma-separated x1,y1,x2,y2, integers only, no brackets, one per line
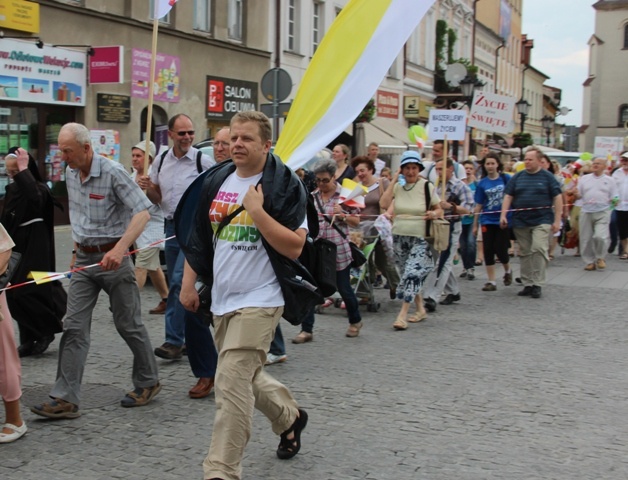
504,169,561,228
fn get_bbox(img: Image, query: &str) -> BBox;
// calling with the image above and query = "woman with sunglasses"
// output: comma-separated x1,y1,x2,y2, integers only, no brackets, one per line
292,159,362,343
379,151,442,331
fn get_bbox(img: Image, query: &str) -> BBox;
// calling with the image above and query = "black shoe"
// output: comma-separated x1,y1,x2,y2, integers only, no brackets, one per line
18,341,36,358
424,297,437,312
439,293,461,305
32,335,54,355
515,277,522,284
517,286,533,296
389,287,397,300
531,286,542,298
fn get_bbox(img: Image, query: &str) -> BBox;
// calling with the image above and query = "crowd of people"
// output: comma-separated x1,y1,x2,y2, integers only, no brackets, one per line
1,112,626,480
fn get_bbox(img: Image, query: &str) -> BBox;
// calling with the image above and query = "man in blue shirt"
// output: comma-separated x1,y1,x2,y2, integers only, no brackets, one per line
500,147,562,298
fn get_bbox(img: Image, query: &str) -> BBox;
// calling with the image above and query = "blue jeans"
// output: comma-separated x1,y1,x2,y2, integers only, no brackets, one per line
164,220,218,378
459,222,477,271
269,324,286,356
301,265,361,333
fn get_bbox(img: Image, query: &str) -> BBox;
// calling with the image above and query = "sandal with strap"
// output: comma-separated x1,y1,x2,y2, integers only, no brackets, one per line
408,312,427,323
120,382,162,408
277,408,308,460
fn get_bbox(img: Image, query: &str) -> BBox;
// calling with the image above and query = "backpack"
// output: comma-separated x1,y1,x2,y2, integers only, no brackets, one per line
157,149,204,174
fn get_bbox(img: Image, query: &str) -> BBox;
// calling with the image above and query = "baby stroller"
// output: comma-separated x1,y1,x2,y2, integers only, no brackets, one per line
348,237,381,312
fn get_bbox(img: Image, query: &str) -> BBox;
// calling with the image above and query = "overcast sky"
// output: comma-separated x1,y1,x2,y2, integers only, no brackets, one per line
521,0,595,126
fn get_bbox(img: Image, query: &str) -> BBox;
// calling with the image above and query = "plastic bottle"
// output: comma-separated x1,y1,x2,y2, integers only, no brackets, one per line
398,174,406,186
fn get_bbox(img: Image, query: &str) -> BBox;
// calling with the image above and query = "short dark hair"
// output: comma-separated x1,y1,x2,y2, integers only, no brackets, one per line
351,156,375,173
435,158,454,169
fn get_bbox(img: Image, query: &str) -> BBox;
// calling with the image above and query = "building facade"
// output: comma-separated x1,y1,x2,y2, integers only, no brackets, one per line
581,0,628,154
0,0,270,222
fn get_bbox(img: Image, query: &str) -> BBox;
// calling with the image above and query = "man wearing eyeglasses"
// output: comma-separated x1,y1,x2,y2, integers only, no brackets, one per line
138,113,217,400
213,127,231,163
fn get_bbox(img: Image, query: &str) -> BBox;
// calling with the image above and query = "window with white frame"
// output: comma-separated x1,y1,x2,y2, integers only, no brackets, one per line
228,0,243,41
194,0,212,32
287,0,299,52
312,1,323,54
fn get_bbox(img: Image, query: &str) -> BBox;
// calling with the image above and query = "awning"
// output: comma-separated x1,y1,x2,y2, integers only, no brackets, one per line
344,117,412,155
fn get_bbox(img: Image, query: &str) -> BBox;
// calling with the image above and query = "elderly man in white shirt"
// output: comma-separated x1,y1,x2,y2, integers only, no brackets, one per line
577,157,619,270
138,114,218,400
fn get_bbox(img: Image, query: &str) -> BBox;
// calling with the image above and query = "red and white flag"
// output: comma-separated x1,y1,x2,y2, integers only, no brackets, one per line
155,0,178,19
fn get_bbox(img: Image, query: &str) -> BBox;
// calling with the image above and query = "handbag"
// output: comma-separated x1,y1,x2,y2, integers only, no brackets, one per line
312,238,337,296
423,181,450,252
0,251,22,291
314,195,367,268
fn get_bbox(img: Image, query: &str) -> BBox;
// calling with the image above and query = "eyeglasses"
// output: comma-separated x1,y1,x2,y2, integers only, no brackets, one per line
315,178,332,184
213,141,230,148
174,130,195,137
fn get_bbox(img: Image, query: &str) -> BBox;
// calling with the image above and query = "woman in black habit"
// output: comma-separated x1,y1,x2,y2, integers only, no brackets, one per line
1,147,66,356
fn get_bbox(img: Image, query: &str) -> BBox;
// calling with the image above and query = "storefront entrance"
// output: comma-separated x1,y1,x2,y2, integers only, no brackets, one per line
0,102,76,224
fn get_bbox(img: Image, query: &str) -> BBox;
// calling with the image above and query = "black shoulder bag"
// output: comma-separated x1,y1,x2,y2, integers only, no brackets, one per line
314,195,366,268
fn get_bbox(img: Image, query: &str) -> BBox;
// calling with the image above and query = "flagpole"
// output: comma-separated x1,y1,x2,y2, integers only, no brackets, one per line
143,16,160,177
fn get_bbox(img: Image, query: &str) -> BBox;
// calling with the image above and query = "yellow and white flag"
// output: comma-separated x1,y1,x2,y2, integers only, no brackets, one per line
275,0,435,168
28,271,68,285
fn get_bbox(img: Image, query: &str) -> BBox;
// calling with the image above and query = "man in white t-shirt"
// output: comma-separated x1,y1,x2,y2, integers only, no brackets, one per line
577,157,618,270
179,111,309,480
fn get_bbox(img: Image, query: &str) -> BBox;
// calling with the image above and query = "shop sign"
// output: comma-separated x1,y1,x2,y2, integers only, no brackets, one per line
97,94,130,123
403,96,420,119
376,90,399,119
419,100,433,119
206,76,258,120
0,38,86,106
0,0,39,34
90,46,123,84
131,48,179,103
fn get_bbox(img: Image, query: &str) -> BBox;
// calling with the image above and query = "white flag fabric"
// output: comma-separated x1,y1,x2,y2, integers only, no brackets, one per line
274,0,436,169
155,0,179,19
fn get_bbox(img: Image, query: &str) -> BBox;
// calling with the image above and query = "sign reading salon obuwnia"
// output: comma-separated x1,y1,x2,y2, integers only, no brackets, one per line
206,76,258,121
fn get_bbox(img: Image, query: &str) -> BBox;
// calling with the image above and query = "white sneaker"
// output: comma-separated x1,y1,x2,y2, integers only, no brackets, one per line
265,353,287,365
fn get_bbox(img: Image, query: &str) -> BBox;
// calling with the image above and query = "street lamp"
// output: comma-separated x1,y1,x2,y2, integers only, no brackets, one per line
541,115,555,147
516,98,531,132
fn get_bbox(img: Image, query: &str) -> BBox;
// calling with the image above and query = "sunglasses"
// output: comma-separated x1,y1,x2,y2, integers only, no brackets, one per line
174,130,195,136
315,178,332,184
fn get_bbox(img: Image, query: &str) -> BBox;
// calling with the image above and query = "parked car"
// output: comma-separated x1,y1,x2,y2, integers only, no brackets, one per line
545,151,582,167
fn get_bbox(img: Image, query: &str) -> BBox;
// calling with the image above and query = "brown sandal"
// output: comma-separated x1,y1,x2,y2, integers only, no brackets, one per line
120,382,162,408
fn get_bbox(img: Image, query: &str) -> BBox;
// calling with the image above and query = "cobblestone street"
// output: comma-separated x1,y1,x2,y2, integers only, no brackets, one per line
1,227,628,479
